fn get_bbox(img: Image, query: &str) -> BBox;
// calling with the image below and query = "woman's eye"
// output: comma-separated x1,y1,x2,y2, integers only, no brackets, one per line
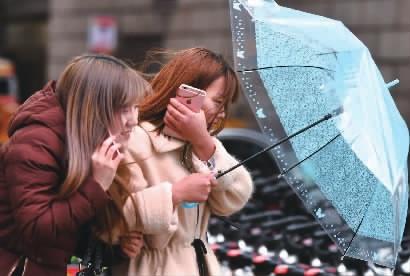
121,107,131,113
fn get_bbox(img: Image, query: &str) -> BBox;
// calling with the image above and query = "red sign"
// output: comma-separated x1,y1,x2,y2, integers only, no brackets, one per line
87,16,118,54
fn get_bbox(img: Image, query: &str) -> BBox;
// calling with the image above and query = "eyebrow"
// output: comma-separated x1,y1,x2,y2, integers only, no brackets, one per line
212,95,224,101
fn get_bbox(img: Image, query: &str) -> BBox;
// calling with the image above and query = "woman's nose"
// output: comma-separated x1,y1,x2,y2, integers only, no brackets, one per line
219,110,226,119
127,110,138,127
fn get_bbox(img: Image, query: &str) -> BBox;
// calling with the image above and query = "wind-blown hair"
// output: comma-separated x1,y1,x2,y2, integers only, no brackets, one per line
139,47,240,136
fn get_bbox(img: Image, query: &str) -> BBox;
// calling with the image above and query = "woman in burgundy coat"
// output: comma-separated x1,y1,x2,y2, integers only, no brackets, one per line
0,54,149,275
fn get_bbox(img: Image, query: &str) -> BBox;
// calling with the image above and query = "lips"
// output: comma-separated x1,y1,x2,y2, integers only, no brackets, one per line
120,130,132,137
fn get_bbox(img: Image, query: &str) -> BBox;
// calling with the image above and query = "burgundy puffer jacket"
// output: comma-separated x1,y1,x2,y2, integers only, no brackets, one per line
0,81,110,275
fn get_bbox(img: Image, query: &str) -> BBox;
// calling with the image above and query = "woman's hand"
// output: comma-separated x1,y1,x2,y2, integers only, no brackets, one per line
164,98,215,160
120,231,144,258
172,173,214,206
91,136,124,191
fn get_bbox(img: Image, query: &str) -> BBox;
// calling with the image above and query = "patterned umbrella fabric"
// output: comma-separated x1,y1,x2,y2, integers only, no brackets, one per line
230,0,409,267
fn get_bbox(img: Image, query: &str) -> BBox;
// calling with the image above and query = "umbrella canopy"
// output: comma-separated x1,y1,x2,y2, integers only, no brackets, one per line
230,0,409,267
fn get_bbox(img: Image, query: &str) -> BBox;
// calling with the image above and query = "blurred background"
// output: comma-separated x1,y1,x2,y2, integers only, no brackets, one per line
2,1,410,275
1,0,410,130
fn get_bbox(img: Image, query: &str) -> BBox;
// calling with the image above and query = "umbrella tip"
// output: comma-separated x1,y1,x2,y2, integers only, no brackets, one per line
386,79,400,90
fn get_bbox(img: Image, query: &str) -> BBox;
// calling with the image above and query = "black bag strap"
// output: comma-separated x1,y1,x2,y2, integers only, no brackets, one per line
93,239,104,274
81,235,97,269
191,205,208,276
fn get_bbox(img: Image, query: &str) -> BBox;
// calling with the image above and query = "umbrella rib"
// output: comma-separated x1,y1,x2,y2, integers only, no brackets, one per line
277,132,374,260
277,132,378,262
216,112,335,179
341,187,378,260
211,113,337,230
276,132,373,260
278,133,342,177
237,65,335,73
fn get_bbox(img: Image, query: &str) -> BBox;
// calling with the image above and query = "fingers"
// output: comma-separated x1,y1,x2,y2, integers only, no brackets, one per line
200,173,214,184
106,142,121,159
210,178,218,188
179,173,216,202
202,172,215,181
125,238,143,249
123,231,143,239
99,136,116,155
164,112,180,132
201,173,213,199
121,247,134,258
167,103,184,121
165,103,191,129
165,102,187,133
121,231,143,243
170,98,193,115
92,143,120,163
120,233,144,258
95,135,123,163
207,174,213,193
121,244,141,258
112,152,124,167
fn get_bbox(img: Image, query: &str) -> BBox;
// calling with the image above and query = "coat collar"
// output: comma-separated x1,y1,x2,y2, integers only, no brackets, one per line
139,121,186,153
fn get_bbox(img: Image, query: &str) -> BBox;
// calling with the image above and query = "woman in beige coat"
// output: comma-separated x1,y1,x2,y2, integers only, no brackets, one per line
113,48,253,276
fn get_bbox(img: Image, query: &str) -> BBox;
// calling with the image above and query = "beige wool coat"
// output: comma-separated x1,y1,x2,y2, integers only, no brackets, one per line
112,121,253,276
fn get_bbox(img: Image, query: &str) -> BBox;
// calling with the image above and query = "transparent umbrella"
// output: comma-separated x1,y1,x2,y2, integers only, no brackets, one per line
228,0,409,267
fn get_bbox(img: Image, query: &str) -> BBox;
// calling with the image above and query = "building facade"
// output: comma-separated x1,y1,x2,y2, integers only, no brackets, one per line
1,0,409,126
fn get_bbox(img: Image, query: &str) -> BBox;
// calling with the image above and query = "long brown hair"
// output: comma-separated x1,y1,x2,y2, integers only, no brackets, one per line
56,54,150,241
139,48,240,135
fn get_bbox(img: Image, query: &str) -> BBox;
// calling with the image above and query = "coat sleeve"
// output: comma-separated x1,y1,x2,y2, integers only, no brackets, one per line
4,127,110,247
121,126,178,235
191,138,253,216
122,182,178,235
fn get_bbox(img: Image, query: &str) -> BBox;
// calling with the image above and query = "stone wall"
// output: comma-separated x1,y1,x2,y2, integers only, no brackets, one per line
48,0,161,79
47,0,410,126
48,0,232,76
